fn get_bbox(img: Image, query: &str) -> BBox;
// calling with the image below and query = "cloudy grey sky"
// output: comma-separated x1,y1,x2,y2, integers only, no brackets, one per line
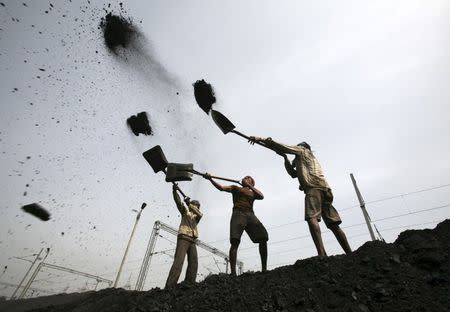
1,0,450,296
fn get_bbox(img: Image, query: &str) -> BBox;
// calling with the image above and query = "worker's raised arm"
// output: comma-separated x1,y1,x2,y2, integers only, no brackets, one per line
249,136,301,155
204,174,235,193
189,204,203,222
172,185,187,215
280,154,297,178
247,184,264,200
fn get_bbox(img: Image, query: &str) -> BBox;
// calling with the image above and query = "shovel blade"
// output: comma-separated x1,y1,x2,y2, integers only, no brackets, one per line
143,145,168,173
211,110,236,134
165,163,194,182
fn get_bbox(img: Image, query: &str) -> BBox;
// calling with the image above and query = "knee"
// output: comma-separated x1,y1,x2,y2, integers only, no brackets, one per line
328,223,340,232
230,239,240,249
307,218,319,227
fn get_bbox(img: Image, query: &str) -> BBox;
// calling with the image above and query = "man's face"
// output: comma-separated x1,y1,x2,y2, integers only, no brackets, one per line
242,176,254,187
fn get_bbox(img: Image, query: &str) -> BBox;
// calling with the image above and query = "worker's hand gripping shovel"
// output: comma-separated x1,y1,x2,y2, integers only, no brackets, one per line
165,163,242,185
210,110,269,149
142,145,188,199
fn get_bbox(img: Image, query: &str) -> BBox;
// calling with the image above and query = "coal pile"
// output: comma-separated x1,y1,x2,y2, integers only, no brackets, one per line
193,79,216,114
127,112,153,136
27,220,449,312
21,203,51,221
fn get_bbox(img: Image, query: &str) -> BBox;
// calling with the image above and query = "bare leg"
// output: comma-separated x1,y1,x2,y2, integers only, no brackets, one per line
259,242,267,272
229,240,240,276
329,224,352,254
307,218,327,257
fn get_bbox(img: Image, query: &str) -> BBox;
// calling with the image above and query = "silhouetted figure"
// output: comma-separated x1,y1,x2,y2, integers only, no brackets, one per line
249,137,352,257
165,185,203,288
205,175,268,275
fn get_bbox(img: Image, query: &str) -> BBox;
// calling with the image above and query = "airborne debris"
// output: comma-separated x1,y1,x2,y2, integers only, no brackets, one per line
100,12,136,53
127,112,153,136
21,203,51,221
193,79,216,114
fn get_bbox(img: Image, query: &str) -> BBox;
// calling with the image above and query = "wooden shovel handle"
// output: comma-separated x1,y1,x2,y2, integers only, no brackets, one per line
231,130,268,148
191,170,241,185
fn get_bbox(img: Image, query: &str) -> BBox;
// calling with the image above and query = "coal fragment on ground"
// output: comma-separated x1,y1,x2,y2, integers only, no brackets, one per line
126,112,153,136
21,203,50,221
100,13,136,53
193,79,216,114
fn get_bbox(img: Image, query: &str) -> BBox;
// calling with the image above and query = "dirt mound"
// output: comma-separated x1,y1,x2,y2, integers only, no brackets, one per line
28,220,450,312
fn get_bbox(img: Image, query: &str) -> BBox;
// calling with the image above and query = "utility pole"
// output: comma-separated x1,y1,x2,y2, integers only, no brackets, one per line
114,202,146,288
350,173,376,241
10,248,48,300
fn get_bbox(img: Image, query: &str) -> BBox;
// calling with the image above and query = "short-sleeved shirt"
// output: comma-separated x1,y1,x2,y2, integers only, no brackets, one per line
231,186,256,211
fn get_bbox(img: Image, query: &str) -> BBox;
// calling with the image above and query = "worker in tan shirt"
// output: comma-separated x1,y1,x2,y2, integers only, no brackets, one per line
249,137,351,257
204,174,268,276
165,185,203,288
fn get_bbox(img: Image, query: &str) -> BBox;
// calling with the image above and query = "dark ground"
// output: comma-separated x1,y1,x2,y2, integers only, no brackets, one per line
2,220,449,312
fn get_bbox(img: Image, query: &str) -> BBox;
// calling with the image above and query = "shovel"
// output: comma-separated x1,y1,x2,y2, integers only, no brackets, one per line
165,162,241,185
142,145,188,198
210,110,268,148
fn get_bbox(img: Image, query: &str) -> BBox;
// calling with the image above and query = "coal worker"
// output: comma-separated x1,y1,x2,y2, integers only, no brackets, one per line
204,174,268,275
165,185,203,288
248,137,352,257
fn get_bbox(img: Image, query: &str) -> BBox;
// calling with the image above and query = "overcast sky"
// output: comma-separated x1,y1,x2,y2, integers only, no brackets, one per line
1,0,450,297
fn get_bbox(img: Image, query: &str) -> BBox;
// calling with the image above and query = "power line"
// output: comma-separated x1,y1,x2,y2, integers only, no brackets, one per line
373,204,450,223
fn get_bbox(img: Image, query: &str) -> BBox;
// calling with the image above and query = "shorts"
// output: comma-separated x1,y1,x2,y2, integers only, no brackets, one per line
304,188,342,228
230,210,269,244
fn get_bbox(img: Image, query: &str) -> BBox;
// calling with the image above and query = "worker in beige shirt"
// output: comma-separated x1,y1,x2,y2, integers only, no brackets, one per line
165,185,203,288
249,137,351,257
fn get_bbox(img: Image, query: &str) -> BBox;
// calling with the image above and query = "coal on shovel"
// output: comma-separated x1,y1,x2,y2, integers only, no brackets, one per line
142,145,188,198
210,110,268,149
165,162,241,185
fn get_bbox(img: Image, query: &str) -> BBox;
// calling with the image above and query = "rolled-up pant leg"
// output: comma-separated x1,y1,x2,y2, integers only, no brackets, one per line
185,242,198,283
165,238,190,288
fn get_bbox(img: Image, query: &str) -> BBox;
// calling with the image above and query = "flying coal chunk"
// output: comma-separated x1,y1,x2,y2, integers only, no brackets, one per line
21,203,51,221
100,12,136,53
127,112,153,136
193,79,216,114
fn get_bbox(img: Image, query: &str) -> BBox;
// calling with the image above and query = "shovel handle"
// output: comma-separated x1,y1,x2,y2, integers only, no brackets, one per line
191,170,241,185
163,169,188,199
231,130,268,148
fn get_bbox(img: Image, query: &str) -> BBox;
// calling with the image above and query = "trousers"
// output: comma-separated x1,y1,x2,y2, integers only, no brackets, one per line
165,235,198,287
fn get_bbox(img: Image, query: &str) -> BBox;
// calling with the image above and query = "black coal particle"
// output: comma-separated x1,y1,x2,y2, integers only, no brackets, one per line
0,3,5,7
127,112,153,136
21,203,51,221
100,13,136,53
61,232,64,236
193,79,216,114
38,68,46,71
